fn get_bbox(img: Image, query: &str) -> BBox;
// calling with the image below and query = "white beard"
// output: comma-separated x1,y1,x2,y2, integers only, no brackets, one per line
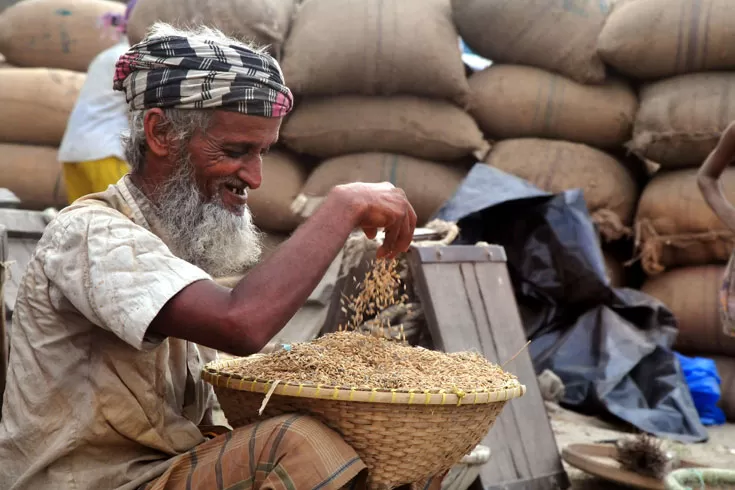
153,156,263,278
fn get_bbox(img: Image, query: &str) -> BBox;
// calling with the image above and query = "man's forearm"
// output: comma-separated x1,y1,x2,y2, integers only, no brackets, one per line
224,189,362,352
149,183,414,356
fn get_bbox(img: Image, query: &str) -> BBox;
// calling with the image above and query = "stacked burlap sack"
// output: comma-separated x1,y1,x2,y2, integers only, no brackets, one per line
451,0,641,287
0,0,127,209
596,0,735,421
277,0,488,229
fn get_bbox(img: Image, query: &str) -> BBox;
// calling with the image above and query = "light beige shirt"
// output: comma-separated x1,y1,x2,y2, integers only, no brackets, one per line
0,176,219,490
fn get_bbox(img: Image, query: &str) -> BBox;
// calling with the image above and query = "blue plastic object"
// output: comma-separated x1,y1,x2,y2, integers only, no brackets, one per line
675,352,726,426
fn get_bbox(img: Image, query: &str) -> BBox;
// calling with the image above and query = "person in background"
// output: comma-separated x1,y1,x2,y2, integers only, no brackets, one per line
57,0,137,204
697,120,735,338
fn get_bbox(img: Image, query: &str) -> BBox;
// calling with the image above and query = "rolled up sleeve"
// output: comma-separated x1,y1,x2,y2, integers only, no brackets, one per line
42,207,211,350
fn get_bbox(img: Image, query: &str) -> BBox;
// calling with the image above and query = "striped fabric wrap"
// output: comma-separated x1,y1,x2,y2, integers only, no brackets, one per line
113,33,293,117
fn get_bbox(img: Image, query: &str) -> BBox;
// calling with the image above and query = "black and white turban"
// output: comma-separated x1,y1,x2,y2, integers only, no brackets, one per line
113,34,293,117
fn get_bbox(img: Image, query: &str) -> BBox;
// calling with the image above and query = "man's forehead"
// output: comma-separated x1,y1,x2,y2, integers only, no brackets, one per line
207,111,282,144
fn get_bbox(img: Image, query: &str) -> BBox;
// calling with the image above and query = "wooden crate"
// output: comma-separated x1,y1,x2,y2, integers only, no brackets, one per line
406,245,569,490
0,223,7,408
323,242,569,490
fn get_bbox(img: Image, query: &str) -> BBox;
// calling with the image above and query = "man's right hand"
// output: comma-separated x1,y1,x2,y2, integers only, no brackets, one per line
150,181,418,357
330,182,418,260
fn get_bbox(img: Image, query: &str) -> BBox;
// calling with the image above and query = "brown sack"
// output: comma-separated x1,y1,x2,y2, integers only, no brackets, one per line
127,0,295,58
0,144,67,209
635,168,735,275
293,153,467,226
451,0,608,84
631,73,735,169
281,96,489,162
641,265,735,357
0,68,85,146
281,0,469,105
469,65,637,149
0,0,125,72
485,139,638,241
598,0,735,80
247,151,307,233
711,356,735,421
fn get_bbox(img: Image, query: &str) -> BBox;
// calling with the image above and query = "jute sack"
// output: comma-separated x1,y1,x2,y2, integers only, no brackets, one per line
598,0,735,80
631,73,735,169
451,0,608,84
281,96,489,162
292,153,467,226
485,139,638,242
0,144,67,209
641,265,735,357
469,65,637,149
247,150,307,233
281,0,470,105
0,68,85,146
711,356,735,422
635,168,735,275
126,0,295,58
0,0,125,72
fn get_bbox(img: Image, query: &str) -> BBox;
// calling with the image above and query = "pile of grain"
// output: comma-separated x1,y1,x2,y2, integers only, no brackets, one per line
230,330,519,392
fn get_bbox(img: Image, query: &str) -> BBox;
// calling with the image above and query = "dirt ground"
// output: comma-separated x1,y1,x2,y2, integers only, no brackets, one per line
548,402,735,488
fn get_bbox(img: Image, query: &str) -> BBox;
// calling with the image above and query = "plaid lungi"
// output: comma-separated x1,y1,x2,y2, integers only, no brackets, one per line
139,414,446,490
139,414,366,490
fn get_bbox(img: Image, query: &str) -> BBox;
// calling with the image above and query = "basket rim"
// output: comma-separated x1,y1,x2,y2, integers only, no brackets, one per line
202,358,526,406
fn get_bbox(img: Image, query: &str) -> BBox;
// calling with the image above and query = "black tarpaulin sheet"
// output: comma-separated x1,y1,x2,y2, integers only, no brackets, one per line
434,164,707,443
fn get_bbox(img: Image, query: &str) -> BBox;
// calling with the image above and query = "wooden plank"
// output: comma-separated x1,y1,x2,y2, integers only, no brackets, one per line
0,189,20,209
0,208,46,239
0,225,7,411
411,261,523,483
413,244,506,264
407,245,569,490
475,264,566,485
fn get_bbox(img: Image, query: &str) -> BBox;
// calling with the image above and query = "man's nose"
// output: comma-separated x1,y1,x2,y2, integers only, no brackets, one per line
238,159,263,190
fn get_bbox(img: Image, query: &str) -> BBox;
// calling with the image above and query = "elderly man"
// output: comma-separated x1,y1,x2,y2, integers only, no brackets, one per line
0,23,419,490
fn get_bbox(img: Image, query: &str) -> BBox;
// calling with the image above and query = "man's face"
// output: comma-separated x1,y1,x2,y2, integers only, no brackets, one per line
188,111,281,215
151,111,282,277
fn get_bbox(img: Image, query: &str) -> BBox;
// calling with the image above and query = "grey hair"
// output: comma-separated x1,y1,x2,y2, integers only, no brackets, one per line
120,22,269,173
122,109,213,173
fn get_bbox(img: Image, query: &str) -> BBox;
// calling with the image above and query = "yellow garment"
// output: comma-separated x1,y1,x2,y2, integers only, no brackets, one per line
62,157,130,204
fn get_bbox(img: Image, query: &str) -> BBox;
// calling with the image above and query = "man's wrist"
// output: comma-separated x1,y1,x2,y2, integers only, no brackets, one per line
327,185,367,228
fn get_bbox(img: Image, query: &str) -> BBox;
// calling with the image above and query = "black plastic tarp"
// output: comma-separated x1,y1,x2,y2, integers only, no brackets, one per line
434,163,708,443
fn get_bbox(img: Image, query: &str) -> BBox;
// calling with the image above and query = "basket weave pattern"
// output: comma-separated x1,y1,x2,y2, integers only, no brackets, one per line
204,359,525,490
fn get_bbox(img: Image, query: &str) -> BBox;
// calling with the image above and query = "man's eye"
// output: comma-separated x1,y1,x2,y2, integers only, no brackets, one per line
224,150,247,158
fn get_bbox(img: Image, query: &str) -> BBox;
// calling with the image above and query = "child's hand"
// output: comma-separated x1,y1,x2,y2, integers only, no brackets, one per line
698,121,735,232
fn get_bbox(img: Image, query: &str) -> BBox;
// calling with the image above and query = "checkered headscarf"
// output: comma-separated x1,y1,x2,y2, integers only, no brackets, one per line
112,34,293,117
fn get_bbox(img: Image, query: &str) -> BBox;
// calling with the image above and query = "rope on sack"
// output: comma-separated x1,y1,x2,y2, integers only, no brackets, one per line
413,219,460,248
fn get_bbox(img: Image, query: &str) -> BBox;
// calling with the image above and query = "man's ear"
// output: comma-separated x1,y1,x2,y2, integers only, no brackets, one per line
143,108,173,157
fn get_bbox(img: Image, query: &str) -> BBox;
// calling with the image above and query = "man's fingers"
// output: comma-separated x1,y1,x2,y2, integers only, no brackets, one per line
363,227,378,240
380,214,402,259
394,210,414,255
407,203,418,236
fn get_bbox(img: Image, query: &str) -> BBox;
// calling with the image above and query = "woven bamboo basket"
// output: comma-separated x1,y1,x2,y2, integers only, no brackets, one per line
203,357,526,490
